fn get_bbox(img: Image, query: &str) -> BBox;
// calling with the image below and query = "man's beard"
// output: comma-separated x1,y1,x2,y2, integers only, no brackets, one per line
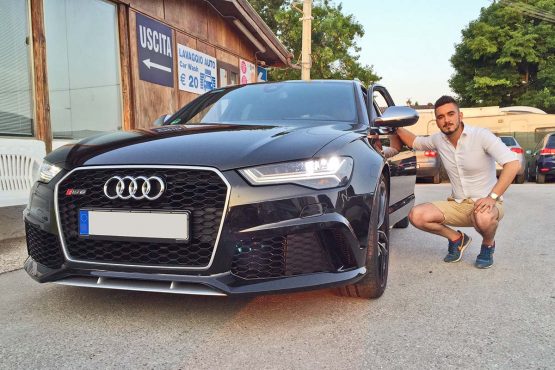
441,121,460,136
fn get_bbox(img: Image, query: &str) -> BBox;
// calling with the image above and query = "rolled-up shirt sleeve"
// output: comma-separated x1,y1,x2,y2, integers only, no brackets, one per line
412,135,436,151
382,146,399,158
482,129,518,165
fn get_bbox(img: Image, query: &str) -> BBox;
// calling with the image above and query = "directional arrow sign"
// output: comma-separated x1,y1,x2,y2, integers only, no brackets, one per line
143,59,172,73
136,13,174,87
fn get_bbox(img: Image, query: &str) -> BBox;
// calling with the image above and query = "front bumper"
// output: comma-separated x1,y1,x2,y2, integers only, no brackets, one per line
24,166,376,296
24,256,366,296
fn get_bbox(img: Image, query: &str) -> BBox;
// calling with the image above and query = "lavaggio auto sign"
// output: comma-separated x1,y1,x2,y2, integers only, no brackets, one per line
177,44,217,95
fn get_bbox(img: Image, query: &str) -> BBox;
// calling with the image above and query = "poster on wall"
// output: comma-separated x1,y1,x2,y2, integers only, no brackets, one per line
177,44,217,95
257,66,268,82
136,13,174,87
239,59,256,85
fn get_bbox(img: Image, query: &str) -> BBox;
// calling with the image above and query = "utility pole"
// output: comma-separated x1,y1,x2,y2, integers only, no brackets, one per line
301,0,312,80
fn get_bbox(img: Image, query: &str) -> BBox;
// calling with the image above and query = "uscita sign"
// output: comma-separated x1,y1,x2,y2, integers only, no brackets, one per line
136,13,174,87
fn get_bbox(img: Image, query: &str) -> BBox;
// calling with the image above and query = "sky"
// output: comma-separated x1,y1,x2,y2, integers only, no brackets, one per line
340,0,492,105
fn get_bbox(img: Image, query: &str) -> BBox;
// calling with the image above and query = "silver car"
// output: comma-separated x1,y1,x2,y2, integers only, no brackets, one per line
496,136,526,183
416,149,441,183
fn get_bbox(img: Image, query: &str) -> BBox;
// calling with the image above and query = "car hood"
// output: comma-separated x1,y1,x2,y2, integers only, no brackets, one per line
46,123,355,171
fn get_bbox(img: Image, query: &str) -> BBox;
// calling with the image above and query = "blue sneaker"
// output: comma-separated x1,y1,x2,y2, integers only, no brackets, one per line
444,231,472,263
475,243,495,269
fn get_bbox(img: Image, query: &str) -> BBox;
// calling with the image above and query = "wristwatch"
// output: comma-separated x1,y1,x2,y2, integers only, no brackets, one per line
488,192,499,200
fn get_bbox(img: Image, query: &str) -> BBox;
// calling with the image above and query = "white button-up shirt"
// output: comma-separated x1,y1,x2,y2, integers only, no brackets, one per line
413,124,517,202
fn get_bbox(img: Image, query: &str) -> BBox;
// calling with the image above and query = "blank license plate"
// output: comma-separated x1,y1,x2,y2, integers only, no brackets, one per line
79,210,189,240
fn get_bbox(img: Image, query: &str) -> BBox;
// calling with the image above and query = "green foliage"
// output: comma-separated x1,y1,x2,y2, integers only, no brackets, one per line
249,0,380,86
248,0,287,32
450,0,555,112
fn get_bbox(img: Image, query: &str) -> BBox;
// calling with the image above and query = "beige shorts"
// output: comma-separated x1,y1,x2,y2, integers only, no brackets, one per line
432,198,505,227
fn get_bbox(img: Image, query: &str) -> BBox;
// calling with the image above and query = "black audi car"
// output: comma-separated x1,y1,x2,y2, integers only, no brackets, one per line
24,80,418,299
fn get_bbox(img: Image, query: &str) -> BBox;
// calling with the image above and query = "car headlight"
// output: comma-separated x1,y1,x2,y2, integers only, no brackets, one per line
38,161,62,183
239,156,353,189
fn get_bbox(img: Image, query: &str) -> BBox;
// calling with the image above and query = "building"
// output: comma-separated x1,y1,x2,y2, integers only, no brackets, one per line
0,0,292,152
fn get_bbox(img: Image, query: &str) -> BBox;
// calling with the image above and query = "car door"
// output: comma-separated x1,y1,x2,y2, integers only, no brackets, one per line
368,84,416,222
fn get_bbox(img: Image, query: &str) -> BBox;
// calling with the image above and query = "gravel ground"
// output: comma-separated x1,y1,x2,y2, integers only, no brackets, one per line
1,184,553,369
0,237,27,274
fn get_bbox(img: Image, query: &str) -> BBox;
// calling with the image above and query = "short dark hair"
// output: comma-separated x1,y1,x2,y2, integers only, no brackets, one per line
434,95,459,111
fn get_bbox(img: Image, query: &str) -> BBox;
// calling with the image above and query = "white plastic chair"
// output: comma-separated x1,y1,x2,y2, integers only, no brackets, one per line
0,138,46,207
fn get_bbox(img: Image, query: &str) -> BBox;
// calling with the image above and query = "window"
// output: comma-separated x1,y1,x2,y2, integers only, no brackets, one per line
218,68,228,88
229,71,238,86
218,61,239,88
175,82,357,125
44,0,122,139
373,92,389,115
546,134,555,149
500,136,517,146
0,0,33,136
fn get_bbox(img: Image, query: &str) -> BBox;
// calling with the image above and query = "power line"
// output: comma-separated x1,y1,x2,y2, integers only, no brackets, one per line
500,0,555,23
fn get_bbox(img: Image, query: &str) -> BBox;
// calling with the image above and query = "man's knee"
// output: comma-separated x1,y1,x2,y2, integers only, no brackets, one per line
473,210,498,230
408,207,421,226
409,208,418,226
409,204,441,227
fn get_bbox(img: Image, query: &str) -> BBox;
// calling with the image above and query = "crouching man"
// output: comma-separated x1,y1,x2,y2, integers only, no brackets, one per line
396,96,520,268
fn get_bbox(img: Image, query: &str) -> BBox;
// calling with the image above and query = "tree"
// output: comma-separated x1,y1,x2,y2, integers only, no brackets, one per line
249,0,380,86
248,0,286,32
450,0,555,113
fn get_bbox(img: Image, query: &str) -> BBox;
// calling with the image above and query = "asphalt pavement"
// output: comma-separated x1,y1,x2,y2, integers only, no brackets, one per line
0,184,553,369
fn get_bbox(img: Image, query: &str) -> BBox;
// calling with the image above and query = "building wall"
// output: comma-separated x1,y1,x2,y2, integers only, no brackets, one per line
124,0,258,129
0,0,265,153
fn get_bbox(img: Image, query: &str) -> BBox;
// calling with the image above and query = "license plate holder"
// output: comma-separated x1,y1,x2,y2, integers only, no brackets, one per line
78,209,190,241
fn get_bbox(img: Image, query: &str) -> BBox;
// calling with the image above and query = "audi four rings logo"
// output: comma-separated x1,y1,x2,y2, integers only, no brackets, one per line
103,176,165,200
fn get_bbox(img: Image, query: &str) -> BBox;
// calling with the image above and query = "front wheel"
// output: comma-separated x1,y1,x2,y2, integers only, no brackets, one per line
394,216,409,229
337,175,389,299
515,173,525,184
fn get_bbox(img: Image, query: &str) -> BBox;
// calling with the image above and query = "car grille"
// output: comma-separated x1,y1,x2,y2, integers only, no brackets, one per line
25,221,64,269
231,232,334,279
329,228,356,268
57,167,227,268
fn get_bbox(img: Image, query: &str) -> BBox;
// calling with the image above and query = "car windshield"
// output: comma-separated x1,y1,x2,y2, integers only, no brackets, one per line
500,136,517,146
546,134,555,149
168,82,357,126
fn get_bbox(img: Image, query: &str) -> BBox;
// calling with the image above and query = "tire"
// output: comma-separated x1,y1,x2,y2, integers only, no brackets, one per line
394,216,409,229
337,175,390,299
526,165,535,182
515,173,525,184
537,173,546,184
432,172,440,184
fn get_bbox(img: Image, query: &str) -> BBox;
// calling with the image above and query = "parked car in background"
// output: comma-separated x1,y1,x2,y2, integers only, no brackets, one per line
23,80,419,299
496,136,526,183
415,149,441,183
527,132,555,184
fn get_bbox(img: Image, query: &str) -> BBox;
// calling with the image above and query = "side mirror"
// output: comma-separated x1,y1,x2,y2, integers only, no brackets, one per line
526,149,532,155
152,114,171,126
374,106,419,128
